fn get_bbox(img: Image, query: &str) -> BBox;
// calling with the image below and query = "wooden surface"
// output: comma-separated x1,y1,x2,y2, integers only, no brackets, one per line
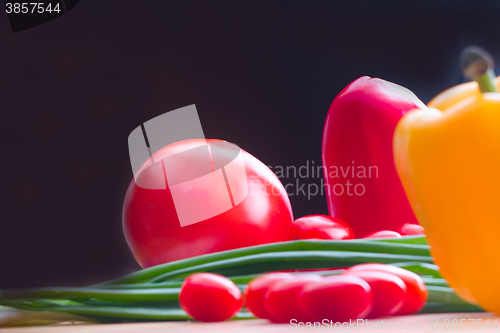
1,313,499,333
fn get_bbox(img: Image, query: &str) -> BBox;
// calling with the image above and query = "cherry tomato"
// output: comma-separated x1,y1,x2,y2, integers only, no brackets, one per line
297,275,372,323
345,264,427,315
288,215,355,240
343,271,406,318
264,274,323,323
364,230,401,238
244,273,293,319
179,273,243,322
123,139,294,268
398,223,425,236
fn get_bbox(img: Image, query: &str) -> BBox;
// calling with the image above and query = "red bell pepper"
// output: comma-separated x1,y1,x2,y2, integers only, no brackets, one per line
321,76,424,237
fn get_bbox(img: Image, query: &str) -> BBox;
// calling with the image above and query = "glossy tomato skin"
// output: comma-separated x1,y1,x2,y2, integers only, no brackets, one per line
343,271,406,318
288,215,355,240
345,264,427,315
179,273,243,322
244,273,293,319
297,275,372,323
364,230,402,239
264,274,323,323
398,223,425,236
123,139,294,268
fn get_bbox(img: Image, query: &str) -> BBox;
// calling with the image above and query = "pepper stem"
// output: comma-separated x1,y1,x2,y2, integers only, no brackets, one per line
460,45,498,93
476,69,498,93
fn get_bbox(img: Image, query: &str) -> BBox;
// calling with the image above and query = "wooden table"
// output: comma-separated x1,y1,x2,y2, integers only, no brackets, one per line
1,313,498,333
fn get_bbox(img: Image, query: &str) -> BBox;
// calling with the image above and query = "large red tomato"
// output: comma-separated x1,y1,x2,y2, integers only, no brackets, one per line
123,139,293,268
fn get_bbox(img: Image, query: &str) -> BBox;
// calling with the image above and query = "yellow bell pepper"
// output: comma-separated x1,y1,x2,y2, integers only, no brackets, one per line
393,46,500,313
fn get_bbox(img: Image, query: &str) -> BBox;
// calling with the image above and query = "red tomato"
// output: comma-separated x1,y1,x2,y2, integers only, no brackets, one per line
179,273,243,322
264,274,323,323
297,275,372,323
244,273,293,319
288,215,355,240
343,271,406,318
345,264,427,315
123,139,294,268
398,223,425,236
364,230,401,238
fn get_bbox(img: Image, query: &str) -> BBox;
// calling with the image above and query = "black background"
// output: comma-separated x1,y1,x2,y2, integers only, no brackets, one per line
1,1,499,288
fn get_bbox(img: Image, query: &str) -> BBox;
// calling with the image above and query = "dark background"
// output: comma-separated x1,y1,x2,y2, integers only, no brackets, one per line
1,1,499,288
